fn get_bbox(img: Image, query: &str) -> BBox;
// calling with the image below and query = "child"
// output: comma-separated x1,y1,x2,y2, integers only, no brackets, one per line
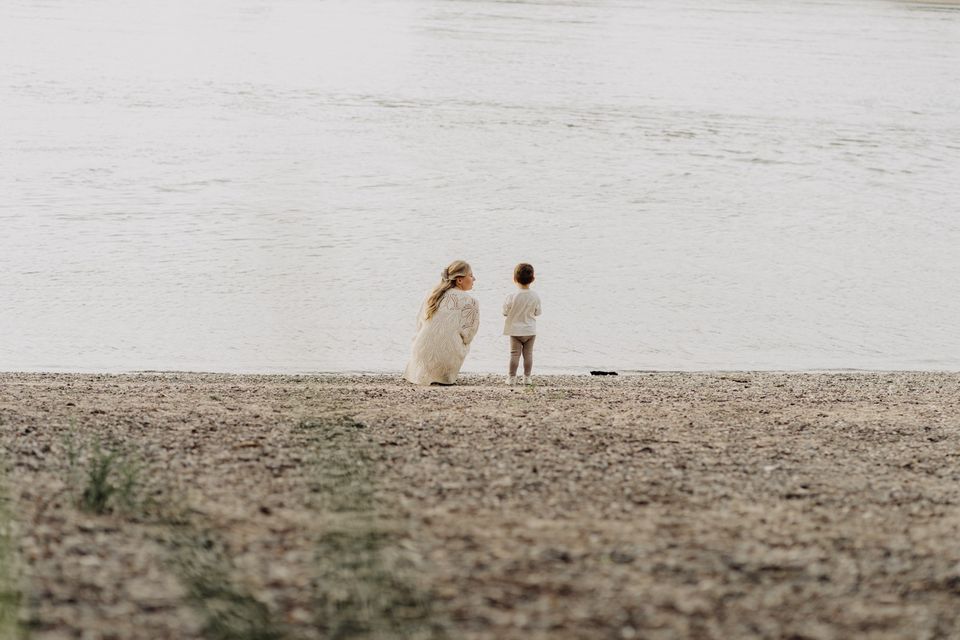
503,263,541,385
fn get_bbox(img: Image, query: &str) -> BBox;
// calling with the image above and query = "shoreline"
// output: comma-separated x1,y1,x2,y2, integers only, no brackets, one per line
2,372,959,638
1,366,959,378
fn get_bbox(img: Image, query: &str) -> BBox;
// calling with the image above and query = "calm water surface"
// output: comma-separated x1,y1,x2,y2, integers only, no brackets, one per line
2,0,959,373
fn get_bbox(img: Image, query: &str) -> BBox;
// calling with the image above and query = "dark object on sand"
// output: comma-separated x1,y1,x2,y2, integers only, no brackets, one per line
590,371,619,376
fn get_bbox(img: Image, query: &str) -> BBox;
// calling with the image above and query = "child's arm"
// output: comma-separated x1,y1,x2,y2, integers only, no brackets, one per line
502,294,512,317
535,296,542,316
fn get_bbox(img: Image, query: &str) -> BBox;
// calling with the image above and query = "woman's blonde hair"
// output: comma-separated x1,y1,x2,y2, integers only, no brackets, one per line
425,260,471,320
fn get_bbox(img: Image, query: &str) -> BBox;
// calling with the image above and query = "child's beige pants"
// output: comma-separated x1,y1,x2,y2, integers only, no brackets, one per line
509,335,536,376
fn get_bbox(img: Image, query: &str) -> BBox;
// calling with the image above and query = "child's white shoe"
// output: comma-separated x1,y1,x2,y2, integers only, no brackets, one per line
522,375,534,385
506,376,516,386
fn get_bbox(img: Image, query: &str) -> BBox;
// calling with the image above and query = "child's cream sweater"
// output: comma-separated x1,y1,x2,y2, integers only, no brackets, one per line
502,289,541,336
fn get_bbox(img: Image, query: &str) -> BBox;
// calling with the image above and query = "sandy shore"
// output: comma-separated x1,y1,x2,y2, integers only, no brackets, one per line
1,372,959,639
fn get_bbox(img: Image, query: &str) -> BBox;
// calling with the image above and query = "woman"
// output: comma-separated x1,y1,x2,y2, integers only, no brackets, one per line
404,260,479,385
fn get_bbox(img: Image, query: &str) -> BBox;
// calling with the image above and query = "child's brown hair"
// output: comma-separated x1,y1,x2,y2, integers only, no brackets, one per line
514,263,535,286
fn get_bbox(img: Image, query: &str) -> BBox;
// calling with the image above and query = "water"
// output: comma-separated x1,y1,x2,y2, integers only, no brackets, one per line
2,0,959,374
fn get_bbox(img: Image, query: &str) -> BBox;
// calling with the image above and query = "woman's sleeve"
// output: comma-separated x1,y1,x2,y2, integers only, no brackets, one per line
415,299,426,332
460,297,480,345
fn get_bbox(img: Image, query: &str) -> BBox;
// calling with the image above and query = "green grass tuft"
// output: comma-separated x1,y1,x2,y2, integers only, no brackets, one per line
171,532,287,640
75,441,142,515
307,416,446,639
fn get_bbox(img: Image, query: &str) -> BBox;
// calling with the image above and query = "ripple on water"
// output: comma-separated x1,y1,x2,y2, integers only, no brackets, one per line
2,0,959,372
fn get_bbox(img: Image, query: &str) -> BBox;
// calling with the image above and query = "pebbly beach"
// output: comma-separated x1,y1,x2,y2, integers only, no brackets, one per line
1,371,959,638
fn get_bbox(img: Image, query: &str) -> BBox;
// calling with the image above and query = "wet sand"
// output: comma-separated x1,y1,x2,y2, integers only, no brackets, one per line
1,372,959,639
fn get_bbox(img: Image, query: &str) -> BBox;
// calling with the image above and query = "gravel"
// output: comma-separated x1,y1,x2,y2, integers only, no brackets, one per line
1,372,959,639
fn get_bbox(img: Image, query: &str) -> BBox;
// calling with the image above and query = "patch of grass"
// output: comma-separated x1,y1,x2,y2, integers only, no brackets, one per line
307,416,446,639
61,433,286,638
0,469,27,639
170,531,287,640
80,445,119,514
70,440,143,515
62,432,193,528
314,526,440,640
